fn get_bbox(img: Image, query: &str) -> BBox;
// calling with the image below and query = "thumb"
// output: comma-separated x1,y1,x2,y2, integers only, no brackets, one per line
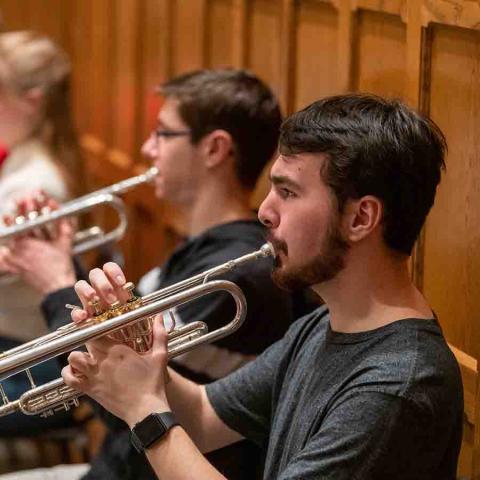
151,314,168,354
57,219,74,249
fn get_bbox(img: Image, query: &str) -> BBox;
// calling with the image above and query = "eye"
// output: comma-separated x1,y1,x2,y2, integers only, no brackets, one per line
279,187,296,199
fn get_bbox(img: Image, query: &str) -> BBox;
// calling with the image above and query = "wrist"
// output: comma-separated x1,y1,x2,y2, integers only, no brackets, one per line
42,275,76,295
126,395,170,429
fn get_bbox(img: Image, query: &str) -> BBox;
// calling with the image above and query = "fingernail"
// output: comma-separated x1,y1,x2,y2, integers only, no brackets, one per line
115,275,125,286
107,293,117,304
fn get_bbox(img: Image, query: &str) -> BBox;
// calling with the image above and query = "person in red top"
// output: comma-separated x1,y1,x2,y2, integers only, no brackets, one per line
0,142,8,165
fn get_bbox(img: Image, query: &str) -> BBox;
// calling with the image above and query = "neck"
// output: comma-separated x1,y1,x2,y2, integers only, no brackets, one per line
181,179,255,237
313,245,433,333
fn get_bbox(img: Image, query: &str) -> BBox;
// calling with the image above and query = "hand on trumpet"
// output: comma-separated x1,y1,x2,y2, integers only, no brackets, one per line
63,264,171,427
0,190,76,294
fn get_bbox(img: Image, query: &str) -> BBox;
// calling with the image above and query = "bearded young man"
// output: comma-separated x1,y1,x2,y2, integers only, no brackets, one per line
62,94,462,480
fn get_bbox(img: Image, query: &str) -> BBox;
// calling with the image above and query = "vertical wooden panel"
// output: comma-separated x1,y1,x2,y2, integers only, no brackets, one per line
231,0,248,67
247,0,282,208
247,0,282,97
279,0,295,113
110,0,140,164
404,0,423,107
26,0,68,45
353,10,406,97
68,0,94,137
0,0,69,44
171,0,207,75
337,0,355,91
294,0,339,110
87,0,114,145
139,0,171,142
422,24,480,358
0,0,34,30
206,0,234,67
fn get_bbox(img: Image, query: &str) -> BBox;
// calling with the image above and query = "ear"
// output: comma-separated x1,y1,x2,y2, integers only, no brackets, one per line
201,129,234,169
341,196,383,244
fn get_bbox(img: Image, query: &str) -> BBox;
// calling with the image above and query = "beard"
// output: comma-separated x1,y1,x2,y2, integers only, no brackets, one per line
268,215,349,291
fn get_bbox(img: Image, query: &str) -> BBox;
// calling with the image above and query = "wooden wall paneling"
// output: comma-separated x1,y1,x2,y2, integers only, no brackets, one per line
293,0,339,111
231,0,248,67
406,0,429,286
68,1,94,138
109,0,141,166
171,0,208,75
405,0,424,106
279,0,296,114
82,0,114,163
130,0,185,280
336,0,355,92
246,0,282,208
422,23,480,358
246,0,282,98
206,0,235,67
140,0,172,142
421,0,480,30
26,0,69,46
355,0,405,16
352,9,406,98
0,0,69,44
0,0,34,30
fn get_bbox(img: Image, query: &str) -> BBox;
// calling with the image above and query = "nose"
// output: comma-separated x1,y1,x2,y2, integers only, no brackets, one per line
258,191,279,229
141,134,158,160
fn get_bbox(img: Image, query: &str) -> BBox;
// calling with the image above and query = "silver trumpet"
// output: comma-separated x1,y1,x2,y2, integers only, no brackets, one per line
0,243,274,418
0,166,158,256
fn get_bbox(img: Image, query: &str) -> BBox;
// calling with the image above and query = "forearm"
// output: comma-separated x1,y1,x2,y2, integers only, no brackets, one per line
145,426,226,480
165,367,243,453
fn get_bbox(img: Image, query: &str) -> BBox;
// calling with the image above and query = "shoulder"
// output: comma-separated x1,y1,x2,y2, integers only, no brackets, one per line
279,306,330,354
344,320,462,406
0,141,68,204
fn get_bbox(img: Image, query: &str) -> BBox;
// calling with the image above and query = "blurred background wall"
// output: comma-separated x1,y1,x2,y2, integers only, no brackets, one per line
0,1,479,472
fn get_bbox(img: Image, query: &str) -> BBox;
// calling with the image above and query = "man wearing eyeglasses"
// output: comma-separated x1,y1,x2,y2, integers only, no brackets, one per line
1,69,315,480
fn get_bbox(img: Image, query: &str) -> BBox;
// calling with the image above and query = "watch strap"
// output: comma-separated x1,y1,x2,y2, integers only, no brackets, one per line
130,411,179,453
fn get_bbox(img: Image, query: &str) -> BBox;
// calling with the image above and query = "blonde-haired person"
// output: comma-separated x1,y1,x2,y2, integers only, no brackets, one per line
0,31,84,434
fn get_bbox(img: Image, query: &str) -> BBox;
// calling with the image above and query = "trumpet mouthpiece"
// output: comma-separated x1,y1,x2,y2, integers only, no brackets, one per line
261,242,275,258
146,166,159,179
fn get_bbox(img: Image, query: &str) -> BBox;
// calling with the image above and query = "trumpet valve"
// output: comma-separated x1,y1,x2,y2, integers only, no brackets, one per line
108,300,127,317
89,297,108,322
123,282,137,301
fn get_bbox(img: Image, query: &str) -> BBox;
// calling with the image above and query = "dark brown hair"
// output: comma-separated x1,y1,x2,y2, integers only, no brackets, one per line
280,94,447,255
159,69,282,190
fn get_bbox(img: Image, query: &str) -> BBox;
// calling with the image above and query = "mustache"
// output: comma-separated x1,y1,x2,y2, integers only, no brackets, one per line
265,232,288,256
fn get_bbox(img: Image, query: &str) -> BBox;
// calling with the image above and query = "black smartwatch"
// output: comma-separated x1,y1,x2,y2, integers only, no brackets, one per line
130,411,179,453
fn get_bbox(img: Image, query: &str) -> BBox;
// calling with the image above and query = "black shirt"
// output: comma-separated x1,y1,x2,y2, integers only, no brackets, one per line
41,220,313,480
207,306,463,480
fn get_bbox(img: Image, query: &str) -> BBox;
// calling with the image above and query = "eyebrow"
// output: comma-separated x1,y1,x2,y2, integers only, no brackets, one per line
270,174,302,191
156,117,176,130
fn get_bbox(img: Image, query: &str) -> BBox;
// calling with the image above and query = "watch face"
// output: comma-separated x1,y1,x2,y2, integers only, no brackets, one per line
135,414,167,446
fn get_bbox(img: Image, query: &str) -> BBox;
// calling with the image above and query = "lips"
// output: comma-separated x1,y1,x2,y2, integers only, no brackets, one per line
266,234,288,257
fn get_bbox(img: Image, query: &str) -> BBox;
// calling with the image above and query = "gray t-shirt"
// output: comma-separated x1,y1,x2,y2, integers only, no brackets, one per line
206,306,463,479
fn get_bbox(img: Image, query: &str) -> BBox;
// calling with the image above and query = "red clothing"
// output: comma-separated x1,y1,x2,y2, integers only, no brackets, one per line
0,142,8,169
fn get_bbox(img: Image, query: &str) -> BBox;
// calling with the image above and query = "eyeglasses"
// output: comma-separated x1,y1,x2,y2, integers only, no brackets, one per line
153,128,191,140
